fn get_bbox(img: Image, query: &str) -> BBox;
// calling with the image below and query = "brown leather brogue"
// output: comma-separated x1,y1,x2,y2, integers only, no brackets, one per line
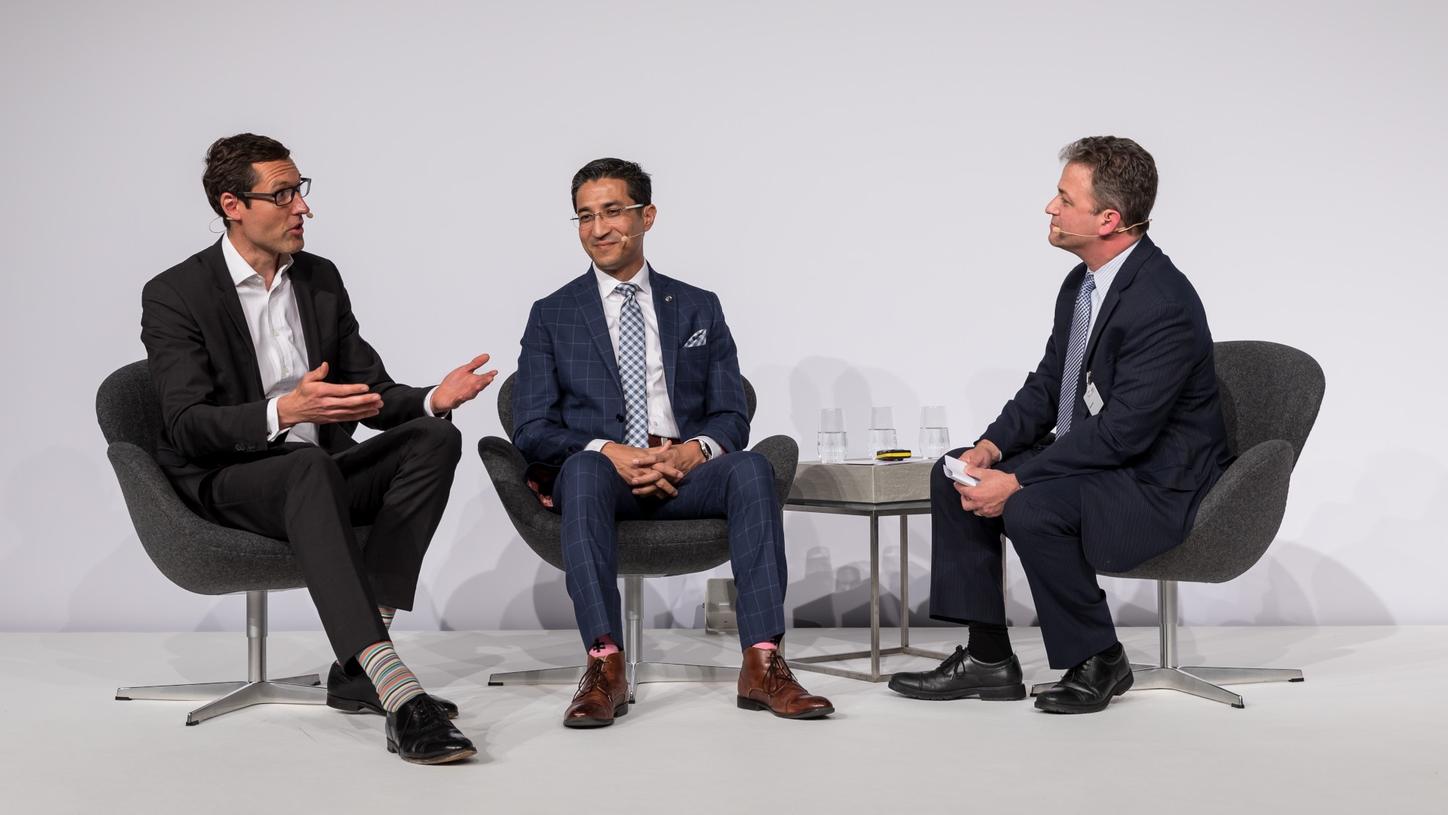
737,646,835,719
564,652,629,728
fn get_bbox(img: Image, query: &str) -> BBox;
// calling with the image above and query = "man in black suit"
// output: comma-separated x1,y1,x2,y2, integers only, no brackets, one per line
889,136,1230,713
141,133,497,762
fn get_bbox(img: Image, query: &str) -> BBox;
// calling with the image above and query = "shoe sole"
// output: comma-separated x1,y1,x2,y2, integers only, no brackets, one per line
886,682,1027,702
1033,672,1134,714
563,701,629,728
328,694,459,720
736,696,836,719
385,740,477,765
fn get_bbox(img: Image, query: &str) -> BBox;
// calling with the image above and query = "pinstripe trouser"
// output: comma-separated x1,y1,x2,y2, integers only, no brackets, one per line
928,445,1120,669
551,449,788,652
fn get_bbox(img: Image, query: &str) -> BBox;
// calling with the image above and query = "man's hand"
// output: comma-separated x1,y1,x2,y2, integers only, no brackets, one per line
635,440,707,483
601,442,681,498
277,362,383,427
431,353,499,413
960,440,999,470
956,465,1021,518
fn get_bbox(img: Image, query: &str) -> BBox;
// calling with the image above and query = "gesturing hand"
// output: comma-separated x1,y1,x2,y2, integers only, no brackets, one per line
431,353,500,413
277,362,383,427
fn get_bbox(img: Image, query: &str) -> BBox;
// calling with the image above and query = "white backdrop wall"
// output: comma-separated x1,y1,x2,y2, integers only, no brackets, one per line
2,0,1444,634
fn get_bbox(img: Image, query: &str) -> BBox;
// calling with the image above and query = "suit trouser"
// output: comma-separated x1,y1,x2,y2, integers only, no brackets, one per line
198,417,462,663
929,445,1118,669
551,449,788,652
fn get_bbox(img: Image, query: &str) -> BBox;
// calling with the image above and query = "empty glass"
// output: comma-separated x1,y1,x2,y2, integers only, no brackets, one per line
919,405,950,459
868,406,899,454
818,408,847,464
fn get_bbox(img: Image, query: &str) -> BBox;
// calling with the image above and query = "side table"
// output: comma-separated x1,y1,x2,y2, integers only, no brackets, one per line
784,460,949,681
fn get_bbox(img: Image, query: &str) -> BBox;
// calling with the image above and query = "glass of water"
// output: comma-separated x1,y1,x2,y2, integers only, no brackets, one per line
818,408,847,464
919,405,950,459
869,406,899,454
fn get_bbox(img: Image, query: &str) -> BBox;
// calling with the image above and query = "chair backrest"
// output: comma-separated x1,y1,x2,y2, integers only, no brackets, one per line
1213,341,1324,463
496,372,758,441
97,360,163,456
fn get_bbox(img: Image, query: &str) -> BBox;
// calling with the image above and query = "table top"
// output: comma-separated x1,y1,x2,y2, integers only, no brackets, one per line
786,459,934,508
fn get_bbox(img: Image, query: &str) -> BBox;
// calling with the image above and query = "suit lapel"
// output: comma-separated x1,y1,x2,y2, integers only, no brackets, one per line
287,257,323,368
203,240,265,397
573,271,623,391
1084,236,1155,365
651,266,680,406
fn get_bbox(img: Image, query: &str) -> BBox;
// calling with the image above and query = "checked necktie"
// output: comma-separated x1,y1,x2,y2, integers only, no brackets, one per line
1055,272,1096,437
615,283,649,448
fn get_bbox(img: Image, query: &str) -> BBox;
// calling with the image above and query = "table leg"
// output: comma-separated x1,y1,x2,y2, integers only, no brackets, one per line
899,515,909,648
870,513,880,679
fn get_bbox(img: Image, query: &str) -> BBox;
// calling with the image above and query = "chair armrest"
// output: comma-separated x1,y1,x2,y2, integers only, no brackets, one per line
749,434,800,504
477,435,555,528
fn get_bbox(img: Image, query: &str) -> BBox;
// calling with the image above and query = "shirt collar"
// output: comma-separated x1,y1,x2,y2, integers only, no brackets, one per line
222,232,293,288
1086,238,1139,295
594,260,651,300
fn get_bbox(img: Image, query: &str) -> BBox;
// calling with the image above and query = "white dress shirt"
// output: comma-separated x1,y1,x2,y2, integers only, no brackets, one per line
586,262,721,458
221,235,440,446
1084,238,1140,334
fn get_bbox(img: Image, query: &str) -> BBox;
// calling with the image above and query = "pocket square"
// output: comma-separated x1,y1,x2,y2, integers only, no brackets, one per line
683,328,708,348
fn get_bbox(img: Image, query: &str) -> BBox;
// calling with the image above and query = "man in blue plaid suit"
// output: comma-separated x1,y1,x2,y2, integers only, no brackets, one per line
512,158,833,728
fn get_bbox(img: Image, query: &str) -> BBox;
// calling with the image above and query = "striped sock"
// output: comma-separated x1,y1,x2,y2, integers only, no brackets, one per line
379,607,396,629
357,641,425,713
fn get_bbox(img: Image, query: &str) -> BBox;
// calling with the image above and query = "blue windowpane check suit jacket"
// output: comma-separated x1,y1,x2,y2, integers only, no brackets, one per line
512,265,750,468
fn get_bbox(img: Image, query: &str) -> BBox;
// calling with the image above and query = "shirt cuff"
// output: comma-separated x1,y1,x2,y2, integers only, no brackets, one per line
691,436,722,459
266,397,286,441
424,386,447,418
586,439,610,453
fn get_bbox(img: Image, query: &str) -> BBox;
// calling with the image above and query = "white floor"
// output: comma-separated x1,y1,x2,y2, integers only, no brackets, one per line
3,626,1444,813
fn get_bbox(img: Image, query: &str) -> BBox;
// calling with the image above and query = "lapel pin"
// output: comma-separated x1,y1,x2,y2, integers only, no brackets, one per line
664,295,673,302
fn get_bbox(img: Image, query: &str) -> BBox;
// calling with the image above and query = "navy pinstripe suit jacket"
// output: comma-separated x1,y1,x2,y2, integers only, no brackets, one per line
980,236,1231,570
512,265,750,468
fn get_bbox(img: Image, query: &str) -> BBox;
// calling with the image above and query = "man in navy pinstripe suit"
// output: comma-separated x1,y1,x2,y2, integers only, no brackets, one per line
512,158,833,727
889,137,1231,713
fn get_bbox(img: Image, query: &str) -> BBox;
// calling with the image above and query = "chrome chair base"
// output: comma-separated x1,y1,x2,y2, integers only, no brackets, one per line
1030,664,1303,709
115,590,326,725
488,576,738,702
118,675,325,725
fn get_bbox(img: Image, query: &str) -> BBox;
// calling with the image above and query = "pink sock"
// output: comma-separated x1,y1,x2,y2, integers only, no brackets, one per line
588,635,620,658
750,641,778,651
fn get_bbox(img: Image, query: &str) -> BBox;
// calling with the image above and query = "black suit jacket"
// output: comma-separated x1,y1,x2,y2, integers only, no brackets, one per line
980,235,1231,570
140,239,435,502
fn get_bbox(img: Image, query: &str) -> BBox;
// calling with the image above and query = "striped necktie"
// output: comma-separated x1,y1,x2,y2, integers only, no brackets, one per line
615,283,649,447
1055,272,1096,437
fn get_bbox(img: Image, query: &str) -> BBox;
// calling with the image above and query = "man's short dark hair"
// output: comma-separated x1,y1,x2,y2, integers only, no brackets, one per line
1059,136,1157,234
202,133,291,220
571,157,652,209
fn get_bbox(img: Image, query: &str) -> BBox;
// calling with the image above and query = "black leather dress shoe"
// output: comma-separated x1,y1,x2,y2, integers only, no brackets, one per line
887,645,1026,701
1034,645,1133,714
386,695,476,765
327,662,459,719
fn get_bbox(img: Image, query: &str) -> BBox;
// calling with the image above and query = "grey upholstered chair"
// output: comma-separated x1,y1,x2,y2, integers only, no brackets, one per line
478,374,798,700
1027,341,1326,708
97,360,360,725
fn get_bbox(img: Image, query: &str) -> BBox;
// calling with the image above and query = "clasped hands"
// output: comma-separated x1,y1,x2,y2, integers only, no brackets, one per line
276,354,498,428
603,439,707,498
954,440,1022,518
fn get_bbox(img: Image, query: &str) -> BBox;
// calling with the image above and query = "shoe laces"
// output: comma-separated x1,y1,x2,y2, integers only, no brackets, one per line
761,649,798,694
576,657,607,696
940,645,970,675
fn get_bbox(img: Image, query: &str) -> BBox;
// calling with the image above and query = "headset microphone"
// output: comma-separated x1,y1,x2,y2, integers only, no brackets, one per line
1052,219,1149,238
304,211,315,219
619,231,644,242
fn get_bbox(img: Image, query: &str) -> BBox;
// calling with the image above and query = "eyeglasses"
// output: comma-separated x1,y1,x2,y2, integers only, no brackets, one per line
571,203,644,228
238,178,312,207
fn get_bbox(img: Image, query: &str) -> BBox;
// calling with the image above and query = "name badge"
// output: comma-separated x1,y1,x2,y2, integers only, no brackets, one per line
1083,373,1104,416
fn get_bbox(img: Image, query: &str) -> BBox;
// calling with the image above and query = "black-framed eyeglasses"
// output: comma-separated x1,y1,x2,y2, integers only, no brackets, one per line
571,203,644,228
238,178,312,207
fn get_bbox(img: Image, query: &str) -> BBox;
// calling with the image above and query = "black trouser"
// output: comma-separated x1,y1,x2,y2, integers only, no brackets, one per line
199,417,461,662
928,445,1118,669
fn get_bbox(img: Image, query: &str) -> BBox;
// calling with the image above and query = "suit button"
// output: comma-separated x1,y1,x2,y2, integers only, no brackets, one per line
616,414,625,422
234,443,245,451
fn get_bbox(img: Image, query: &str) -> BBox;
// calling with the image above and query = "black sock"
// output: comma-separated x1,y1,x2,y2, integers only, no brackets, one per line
1100,641,1124,660
966,622,1012,663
